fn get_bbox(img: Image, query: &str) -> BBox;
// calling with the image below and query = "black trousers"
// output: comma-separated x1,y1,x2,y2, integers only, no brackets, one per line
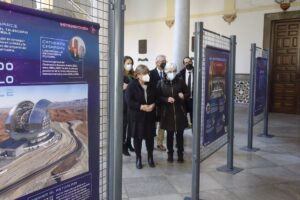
186,98,193,124
166,130,184,155
133,137,154,157
123,113,131,145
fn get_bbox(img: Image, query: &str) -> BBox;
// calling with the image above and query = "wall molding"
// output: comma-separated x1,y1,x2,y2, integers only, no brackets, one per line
125,2,300,26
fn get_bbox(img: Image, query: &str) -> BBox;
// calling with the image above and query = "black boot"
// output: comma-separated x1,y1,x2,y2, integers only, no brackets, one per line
127,142,135,152
136,156,143,169
148,153,155,168
167,152,173,163
123,144,130,156
178,152,184,163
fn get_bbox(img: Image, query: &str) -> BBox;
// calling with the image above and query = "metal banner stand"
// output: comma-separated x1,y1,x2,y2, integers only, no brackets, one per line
184,21,203,200
216,35,243,175
108,0,125,200
257,49,274,138
241,43,260,152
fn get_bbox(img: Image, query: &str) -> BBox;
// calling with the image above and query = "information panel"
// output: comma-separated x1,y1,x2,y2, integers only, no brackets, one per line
203,46,229,146
0,2,100,199
254,57,267,117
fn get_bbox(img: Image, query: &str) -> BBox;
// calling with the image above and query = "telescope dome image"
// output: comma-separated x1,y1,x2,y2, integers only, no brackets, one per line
0,99,56,158
5,99,52,144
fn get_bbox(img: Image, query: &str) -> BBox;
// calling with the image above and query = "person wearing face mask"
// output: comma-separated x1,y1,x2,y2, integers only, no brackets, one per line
125,64,157,169
123,56,135,156
179,57,194,126
157,62,190,163
149,54,167,151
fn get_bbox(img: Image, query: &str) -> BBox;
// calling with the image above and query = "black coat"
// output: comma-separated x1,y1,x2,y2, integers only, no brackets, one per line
150,68,165,87
123,75,134,114
157,75,190,131
179,67,194,97
125,79,157,139
150,68,165,121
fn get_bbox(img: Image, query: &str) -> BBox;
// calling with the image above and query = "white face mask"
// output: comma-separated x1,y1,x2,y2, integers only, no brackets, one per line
167,72,176,81
124,64,132,71
141,74,150,82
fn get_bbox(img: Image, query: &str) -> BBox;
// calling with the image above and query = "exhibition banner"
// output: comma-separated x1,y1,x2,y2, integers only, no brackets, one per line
254,57,267,117
0,2,100,199
203,46,230,146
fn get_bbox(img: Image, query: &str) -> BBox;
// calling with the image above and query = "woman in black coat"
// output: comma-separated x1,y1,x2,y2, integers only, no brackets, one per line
123,56,135,156
125,64,157,169
157,62,190,163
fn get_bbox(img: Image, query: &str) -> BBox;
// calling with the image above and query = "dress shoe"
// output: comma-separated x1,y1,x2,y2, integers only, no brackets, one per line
123,144,130,156
128,143,135,152
136,156,143,169
148,154,155,168
167,153,173,163
178,154,184,163
157,144,166,151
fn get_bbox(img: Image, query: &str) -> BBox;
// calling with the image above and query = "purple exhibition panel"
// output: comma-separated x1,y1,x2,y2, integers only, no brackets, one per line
254,57,268,117
203,46,230,146
0,2,100,199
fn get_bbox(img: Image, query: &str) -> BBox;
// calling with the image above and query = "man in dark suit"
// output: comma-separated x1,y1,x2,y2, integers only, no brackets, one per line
150,54,167,151
179,57,194,126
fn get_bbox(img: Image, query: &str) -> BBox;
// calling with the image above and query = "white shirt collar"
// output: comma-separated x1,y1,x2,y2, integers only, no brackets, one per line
156,68,163,73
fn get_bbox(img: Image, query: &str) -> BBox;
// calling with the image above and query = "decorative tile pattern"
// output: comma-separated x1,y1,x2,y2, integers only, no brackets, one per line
235,74,250,104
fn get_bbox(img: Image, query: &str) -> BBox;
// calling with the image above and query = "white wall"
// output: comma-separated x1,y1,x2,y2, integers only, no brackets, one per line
189,11,266,73
125,0,300,73
125,22,174,70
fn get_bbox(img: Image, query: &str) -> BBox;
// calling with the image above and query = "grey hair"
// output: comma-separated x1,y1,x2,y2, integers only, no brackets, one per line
164,62,177,73
155,54,166,62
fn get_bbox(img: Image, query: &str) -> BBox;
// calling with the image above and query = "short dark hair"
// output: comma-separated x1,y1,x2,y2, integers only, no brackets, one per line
182,56,191,64
124,56,134,65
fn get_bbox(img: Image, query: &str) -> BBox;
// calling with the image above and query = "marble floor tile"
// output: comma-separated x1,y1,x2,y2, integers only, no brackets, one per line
208,170,270,189
255,151,300,166
230,184,297,200
159,161,193,176
166,173,224,194
123,176,177,198
122,161,165,179
284,163,300,176
275,181,300,200
130,194,183,200
246,166,300,184
199,189,241,200
234,151,277,169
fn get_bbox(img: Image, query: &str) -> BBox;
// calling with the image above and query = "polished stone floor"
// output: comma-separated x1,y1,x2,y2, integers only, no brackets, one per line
122,105,300,200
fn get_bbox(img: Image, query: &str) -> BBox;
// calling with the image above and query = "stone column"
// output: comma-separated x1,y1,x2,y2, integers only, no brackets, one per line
173,0,190,70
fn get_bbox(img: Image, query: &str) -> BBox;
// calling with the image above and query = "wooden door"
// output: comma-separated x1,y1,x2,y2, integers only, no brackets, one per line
271,19,300,114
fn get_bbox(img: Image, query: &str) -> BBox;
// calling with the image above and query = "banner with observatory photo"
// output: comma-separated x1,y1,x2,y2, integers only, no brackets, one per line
0,2,100,200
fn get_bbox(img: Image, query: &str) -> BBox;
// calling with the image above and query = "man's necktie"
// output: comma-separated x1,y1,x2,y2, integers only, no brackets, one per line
188,72,192,94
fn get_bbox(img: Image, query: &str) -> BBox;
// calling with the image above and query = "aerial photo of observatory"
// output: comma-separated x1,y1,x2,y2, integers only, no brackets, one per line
0,84,89,200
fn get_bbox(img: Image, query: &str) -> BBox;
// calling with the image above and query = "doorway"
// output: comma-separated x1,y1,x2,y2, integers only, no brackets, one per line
263,11,300,114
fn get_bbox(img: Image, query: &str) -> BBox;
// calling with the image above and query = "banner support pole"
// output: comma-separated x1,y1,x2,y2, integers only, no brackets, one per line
258,49,274,138
108,0,125,200
217,35,243,174
241,43,260,152
184,21,203,200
